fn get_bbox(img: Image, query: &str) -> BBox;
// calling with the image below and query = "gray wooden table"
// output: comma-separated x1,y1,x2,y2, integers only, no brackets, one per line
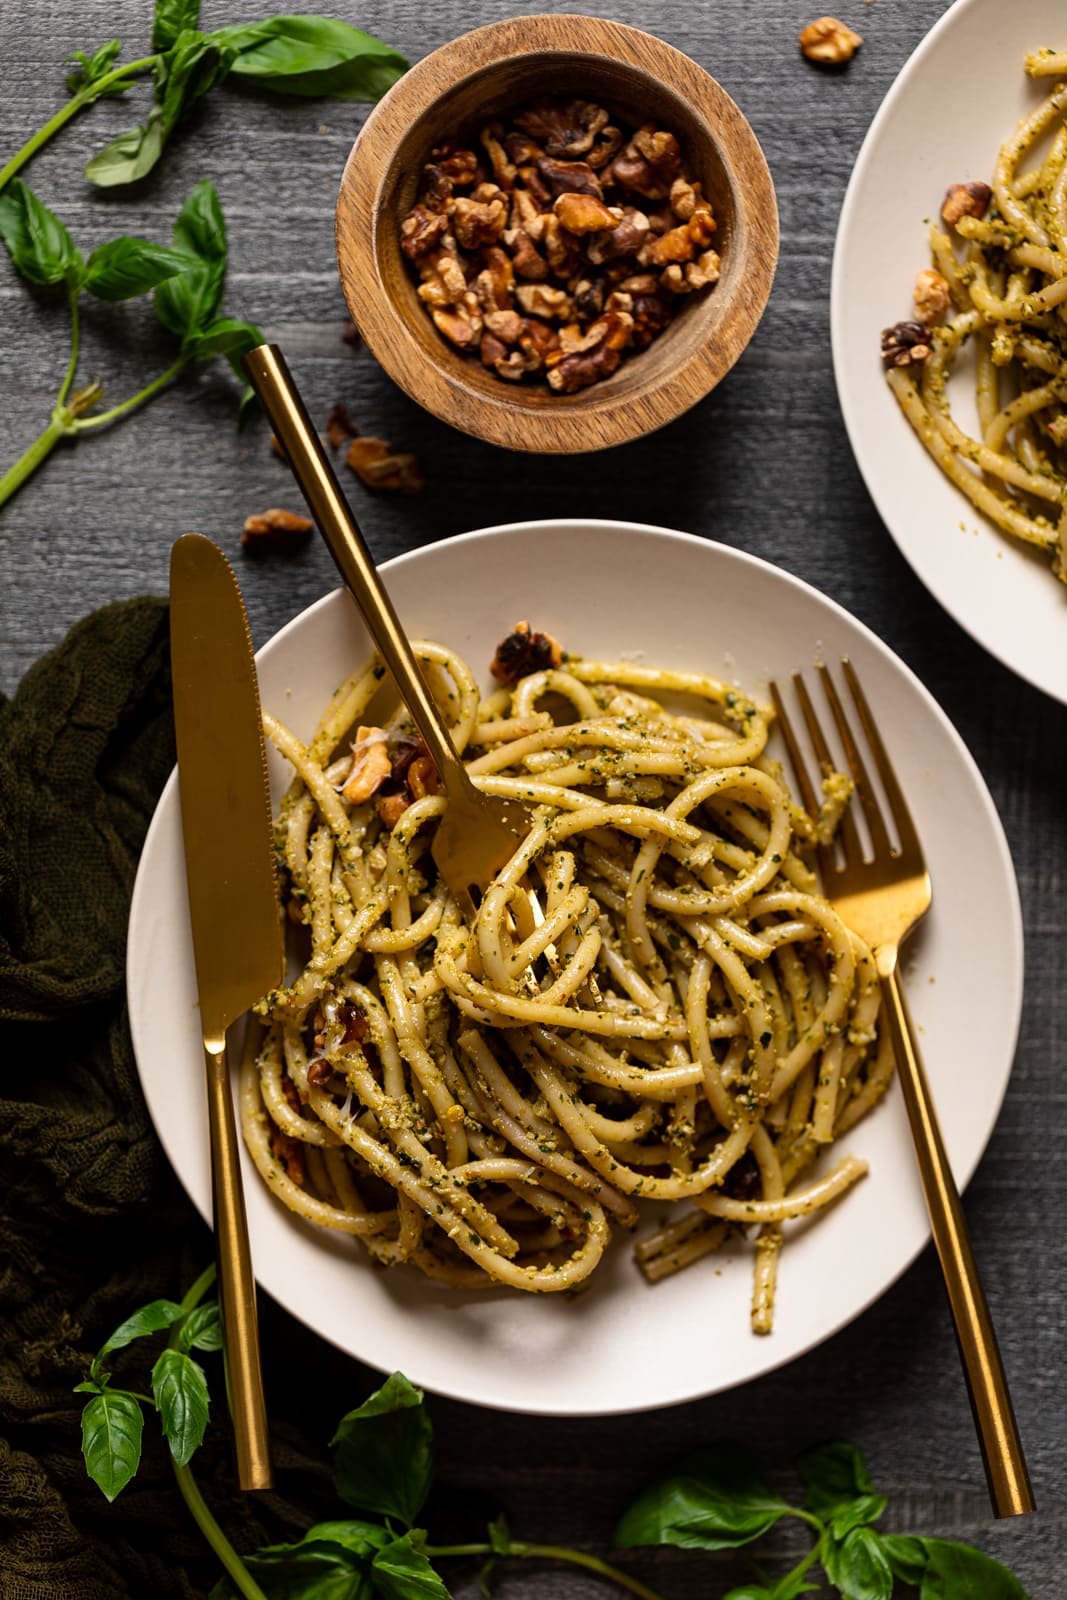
1,0,1063,1594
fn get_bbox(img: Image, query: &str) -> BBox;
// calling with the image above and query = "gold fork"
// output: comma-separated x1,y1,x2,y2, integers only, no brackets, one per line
770,659,1033,1520
242,344,533,923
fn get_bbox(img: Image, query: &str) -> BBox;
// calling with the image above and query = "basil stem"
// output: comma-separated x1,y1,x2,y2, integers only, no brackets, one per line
0,56,159,195
165,1266,268,1600
424,1539,667,1600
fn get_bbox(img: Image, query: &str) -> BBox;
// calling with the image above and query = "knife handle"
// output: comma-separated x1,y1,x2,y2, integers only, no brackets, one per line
203,1034,272,1490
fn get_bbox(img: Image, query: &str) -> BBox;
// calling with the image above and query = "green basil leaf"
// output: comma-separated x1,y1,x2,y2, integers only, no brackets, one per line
81,1389,144,1501
920,1538,1030,1600
302,1523,391,1557
179,1300,223,1352
153,0,202,52
371,1533,451,1600
332,1373,433,1527
796,1442,886,1536
236,1538,377,1600
65,39,125,95
73,1379,103,1394
724,1583,818,1600
613,1443,791,1552
822,1527,894,1600
151,1347,209,1466
186,315,263,362
0,180,82,287
84,113,166,187
85,34,231,187
211,15,407,100
93,1298,185,1369
236,382,259,429
83,238,195,301
155,179,227,338
880,1534,928,1586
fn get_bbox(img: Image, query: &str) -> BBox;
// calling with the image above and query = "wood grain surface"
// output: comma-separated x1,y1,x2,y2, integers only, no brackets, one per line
1,1,1065,1595
335,14,778,450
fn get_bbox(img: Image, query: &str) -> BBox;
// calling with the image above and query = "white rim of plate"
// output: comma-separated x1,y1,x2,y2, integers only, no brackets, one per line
128,518,1024,1414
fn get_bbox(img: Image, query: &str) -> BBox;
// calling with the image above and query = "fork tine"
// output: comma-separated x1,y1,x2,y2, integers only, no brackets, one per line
792,673,865,868
768,680,820,817
841,658,922,860
818,664,893,860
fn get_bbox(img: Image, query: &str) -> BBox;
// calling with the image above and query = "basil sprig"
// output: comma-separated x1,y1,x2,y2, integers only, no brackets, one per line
0,0,407,197
74,1269,1032,1600
0,177,261,512
614,1437,1030,1600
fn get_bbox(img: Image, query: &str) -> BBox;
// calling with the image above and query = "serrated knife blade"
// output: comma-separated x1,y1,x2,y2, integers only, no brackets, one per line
170,532,282,1491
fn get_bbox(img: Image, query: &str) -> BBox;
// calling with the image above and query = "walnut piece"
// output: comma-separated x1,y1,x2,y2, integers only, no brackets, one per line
342,726,391,803
241,507,314,552
553,191,617,234
490,621,565,685
346,436,425,494
880,321,933,367
798,16,863,63
913,267,951,322
941,182,992,227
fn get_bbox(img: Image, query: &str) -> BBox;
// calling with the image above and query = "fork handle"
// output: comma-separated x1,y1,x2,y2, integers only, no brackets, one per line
881,966,1033,1518
243,343,470,796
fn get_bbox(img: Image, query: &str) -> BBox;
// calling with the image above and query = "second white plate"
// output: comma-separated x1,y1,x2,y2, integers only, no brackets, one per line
832,0,1067,705
128,520,1022,1414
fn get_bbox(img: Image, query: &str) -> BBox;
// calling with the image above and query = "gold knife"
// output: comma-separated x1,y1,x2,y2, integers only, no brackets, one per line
169,533,282,1491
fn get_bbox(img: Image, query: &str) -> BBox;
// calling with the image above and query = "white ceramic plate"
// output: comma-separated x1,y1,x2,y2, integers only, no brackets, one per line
128,520,1022,1415
832,0,1067,706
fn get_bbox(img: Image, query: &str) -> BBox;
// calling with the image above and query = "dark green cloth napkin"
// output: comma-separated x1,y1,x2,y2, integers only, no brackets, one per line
0,600,329,1599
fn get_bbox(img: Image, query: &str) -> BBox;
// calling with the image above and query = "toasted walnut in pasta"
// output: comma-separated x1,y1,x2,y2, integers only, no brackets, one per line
245,632,890,1332
399,100,722,393
881,50,1067,584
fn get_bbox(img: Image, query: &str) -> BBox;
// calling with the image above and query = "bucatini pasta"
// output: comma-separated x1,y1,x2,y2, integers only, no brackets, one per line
243,630,892,1333
881,47,1067,584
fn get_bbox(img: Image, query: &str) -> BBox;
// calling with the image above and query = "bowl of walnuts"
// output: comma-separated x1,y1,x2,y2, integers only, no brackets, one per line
335,14,779,453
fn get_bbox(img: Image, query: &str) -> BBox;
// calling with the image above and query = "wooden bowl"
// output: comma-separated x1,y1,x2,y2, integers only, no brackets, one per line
335,15,779,453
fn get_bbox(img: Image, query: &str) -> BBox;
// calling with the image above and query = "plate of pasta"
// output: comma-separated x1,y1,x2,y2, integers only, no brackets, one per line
832,0,1067,706
127,519,1022,1413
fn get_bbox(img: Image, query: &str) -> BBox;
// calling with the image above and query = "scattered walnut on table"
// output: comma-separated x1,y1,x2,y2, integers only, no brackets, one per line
241,507,314,552
798,16,863,63
346,436,425,494
400,98,719,392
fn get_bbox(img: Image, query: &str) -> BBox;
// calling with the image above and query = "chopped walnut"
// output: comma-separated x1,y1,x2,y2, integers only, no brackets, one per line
401,98,719,392
452,193,509,249
514,99,609,158
408,755,439,799
269,1126,305,1185
880,321,933,367
553,191,617,234
798,16,863,63
480,124,517,188
346,436,425,494
913,267,951,322
516,282,573,320
326,402,358,448
490,621,566,685
241,507,314,552
400,205,449,263
376,792,411,830
307,1058,333,1089
536,157,604,200
941,181,992,227
342,725,392,803
547,310,633,392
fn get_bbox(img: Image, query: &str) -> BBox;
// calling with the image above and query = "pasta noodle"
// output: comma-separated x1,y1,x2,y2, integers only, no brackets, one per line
244,636,892,1333
883,50,1067,584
